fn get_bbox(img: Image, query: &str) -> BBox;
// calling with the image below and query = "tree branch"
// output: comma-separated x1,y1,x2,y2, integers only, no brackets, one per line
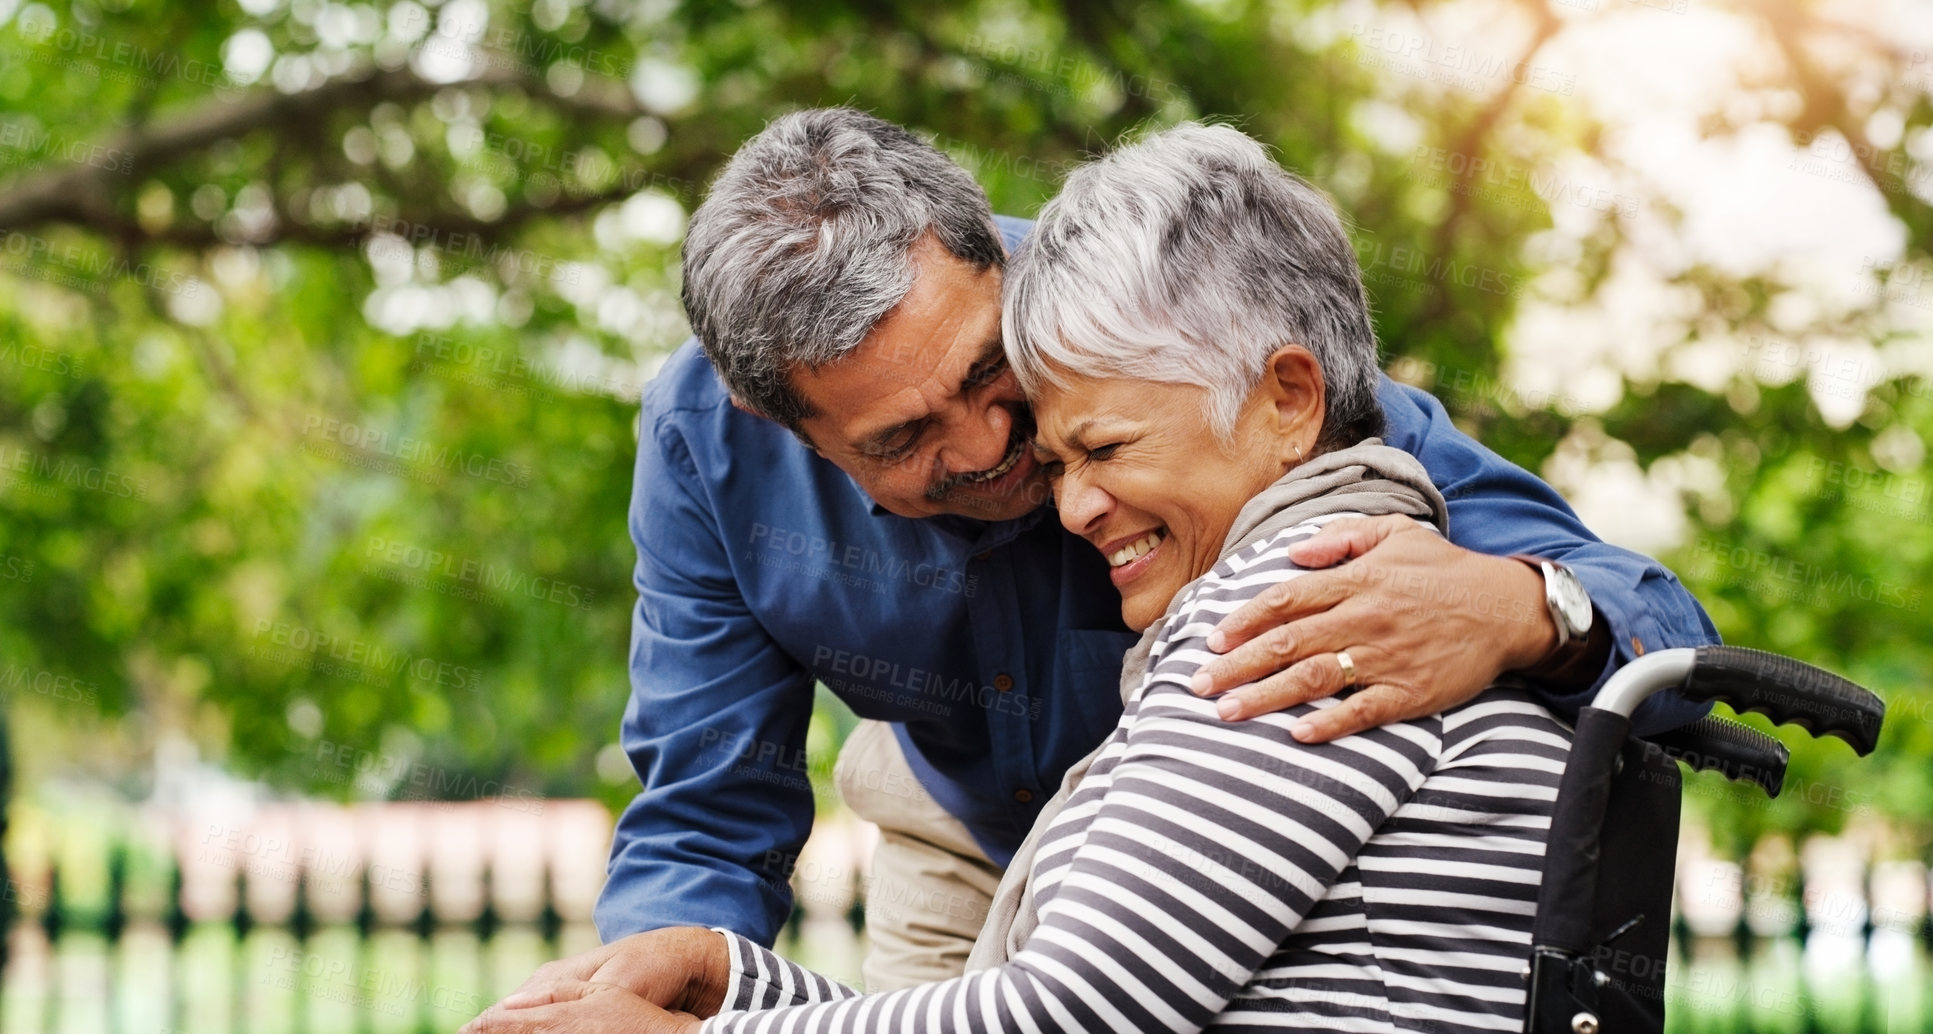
0,62,648,236
1758,0,1911,203
1410,5,1563,335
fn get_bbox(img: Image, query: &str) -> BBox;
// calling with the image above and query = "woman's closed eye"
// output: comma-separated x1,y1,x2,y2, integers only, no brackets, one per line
1037,443,1121,478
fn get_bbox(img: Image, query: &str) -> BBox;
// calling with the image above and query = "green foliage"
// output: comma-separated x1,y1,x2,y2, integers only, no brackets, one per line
0,0,1927,850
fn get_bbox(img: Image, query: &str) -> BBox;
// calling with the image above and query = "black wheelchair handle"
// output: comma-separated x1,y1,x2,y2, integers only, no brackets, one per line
1680,646,1884,756
1644,715,1790,797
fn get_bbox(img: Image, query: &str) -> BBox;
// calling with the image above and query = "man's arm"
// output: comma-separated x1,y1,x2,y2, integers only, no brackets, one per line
1191,374,1716,738
1377,377,1718,719
592,411,817,944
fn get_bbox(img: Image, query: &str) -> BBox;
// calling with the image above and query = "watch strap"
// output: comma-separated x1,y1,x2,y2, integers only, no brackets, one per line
1508,554,1578,650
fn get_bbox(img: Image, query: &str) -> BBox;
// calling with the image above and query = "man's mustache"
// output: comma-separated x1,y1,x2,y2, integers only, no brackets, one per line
922,408,1037,502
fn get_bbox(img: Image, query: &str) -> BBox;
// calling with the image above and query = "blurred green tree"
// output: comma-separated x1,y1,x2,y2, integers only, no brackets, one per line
0,0,1926,850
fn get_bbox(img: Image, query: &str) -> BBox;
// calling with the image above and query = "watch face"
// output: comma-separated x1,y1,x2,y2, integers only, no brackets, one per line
1550,565,1593,636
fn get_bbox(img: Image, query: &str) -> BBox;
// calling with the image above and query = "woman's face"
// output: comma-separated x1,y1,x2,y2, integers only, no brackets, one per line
1029,351,1323,631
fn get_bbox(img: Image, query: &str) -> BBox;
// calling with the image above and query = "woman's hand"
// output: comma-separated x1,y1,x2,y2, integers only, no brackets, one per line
463,927,730,1031
463,980,705,1034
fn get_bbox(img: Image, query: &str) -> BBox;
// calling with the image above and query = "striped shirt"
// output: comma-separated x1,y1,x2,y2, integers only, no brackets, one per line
703,519,1574,1034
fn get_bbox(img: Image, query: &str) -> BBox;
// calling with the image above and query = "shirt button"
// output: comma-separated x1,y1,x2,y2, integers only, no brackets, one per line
993,673,1015,692
975,551,991,561
1631,636,1645,656
1012,789,1034,803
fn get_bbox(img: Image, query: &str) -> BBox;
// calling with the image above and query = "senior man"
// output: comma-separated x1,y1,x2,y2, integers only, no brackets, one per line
523,108,1715,1004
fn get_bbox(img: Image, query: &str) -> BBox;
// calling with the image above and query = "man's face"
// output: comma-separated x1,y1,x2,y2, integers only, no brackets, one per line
791,235,1049,521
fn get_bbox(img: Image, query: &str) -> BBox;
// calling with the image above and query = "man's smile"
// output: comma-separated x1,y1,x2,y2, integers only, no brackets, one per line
926,416,1039,503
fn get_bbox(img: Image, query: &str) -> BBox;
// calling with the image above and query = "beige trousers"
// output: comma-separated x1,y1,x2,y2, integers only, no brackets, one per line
833,719,1004,991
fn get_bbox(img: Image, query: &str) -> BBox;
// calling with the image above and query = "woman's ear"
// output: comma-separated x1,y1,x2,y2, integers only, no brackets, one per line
1262,345,1324,460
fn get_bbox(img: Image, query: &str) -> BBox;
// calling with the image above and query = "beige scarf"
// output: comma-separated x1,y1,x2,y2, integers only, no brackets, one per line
963,439,1448,971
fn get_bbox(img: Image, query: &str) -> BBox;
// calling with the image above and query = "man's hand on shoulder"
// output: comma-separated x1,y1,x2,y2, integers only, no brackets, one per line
1186,514,1589,741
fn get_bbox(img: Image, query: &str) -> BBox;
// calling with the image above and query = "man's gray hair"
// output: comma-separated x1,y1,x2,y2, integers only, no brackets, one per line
1004,122,1383,449
681,108,1005,431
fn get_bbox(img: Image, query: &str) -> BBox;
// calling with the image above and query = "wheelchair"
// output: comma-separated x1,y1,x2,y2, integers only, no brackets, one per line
1524,646,1888,1034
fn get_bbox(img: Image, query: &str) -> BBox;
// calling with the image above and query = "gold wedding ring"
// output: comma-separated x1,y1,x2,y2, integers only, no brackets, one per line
1336,650,1357,687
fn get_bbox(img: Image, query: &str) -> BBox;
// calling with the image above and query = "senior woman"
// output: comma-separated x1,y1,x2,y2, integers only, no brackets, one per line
467,123,1573,1034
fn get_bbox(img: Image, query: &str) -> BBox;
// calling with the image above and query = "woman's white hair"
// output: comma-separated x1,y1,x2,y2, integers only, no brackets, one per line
1003,122,1383,447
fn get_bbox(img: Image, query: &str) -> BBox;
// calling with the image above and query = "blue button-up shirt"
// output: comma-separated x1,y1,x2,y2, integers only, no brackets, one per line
595,217,1718,946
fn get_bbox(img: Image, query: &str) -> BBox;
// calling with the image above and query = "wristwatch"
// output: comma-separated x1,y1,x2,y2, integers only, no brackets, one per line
1511,556,1593,650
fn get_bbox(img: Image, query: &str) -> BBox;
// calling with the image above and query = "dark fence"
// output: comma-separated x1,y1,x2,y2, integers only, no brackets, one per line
2,765,1928,1033
0,794,617,1033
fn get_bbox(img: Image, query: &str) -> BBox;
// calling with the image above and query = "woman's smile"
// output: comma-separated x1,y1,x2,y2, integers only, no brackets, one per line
1029,370,1312,631
1101,527,1168,587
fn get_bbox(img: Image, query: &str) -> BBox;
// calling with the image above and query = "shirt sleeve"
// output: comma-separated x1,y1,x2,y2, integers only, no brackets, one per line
1376,375,1717,733
592,407,817,945
701,573,1439,1034
712,928,865,1012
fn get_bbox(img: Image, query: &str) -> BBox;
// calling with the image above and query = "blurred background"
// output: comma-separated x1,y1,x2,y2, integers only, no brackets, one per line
0,0,1930,1029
